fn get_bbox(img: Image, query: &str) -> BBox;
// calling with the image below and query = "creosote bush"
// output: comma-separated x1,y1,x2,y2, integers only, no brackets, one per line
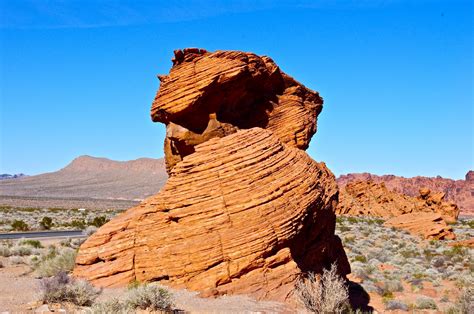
19,239,43,248
40,272,100,306
0,245,11,257
11,219,29,231
295,263,349,313
40,216,54,230
385,300,409,311
415,296,438,310
125,284,174,311
35,247,77,277
91,298,131,313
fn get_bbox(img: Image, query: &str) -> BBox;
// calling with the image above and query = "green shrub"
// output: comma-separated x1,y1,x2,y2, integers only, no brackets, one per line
344,235,356,243
347,217,358,224
89,216,108,228
19,239,43,248
125,284,174,311
454,287,473,314
354,255,367,263
70,219,86,230
10,245,32,256
36,248,77,277
415,297,438,310
0,245,11,257
11,220,29,231
127,280,142,290
444,246,467,258
40,217,54,230
91,298,130,313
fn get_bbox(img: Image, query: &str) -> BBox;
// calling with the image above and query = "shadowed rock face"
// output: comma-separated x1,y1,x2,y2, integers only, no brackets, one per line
74,49,348,302
151,48,323,174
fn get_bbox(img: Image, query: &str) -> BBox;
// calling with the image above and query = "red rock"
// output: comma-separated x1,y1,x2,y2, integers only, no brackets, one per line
74,49,349,302
336,180,459,223
74,128,349,301
448,237,474,248
384,212,456,240
337,171,474,217
151,49,323,173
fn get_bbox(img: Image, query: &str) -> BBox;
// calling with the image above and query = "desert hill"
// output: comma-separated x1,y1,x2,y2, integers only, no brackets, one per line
0,155,167,201
337,171,474,217
0,173,27,180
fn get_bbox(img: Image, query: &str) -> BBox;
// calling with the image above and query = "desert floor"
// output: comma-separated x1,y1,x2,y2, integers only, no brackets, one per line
0,216,472,313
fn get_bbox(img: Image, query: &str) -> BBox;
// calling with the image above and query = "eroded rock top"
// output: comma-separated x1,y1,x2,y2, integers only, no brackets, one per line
151,48,323,173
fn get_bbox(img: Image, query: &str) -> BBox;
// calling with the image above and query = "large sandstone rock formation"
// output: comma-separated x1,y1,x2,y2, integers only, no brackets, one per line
151,48,323,173
337,171,474,217
336,180,459,223
74,49,349,302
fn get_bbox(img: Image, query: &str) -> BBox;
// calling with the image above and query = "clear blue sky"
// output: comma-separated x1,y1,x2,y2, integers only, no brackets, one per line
0,0,472,179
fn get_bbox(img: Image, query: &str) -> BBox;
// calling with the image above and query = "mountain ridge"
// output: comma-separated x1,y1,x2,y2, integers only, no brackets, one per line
337,171,474,217
0,156,167,201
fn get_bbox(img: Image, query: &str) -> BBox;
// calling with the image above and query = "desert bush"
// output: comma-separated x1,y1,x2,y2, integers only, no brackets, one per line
338,225,351,232
344,234,356,243
91,298,131,313
383,280,403,293
452,287,474,314
0,245,11,257
11,219,29,231
415,296,438,310
295,264,349,313
430,256,445,268
444,246,467,259
384,300,409,311
9,256,24,265
40,272,100,306
85,226,98,236
125,284,174,311
71,219,86,229
36,248,77,277
10,245,32,256
19,239,43,248
89,216,108,228
353,255,367,263
40,216,54,230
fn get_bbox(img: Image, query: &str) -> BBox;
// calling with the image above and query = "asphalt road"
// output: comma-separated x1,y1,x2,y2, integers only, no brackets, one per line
0,230,85,239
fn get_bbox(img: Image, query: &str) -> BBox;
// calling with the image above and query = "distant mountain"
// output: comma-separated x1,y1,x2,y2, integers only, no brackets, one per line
337,171,474,217
0,173,27,180
0,156,167,201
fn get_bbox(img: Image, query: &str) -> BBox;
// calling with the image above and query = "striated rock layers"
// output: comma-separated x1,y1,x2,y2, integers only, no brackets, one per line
336,180,459,223
74,49,349,302
337,171,474,217
151,48,323,174
384,213,455,240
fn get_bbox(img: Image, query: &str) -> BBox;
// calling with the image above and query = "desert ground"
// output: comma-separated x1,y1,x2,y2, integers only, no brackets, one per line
0,214,472,313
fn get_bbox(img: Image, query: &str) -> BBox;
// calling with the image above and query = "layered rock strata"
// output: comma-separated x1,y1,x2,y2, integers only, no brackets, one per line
337,171,474,217
336,181,459,223
151,48,323,173
74,49,349,302
384,213,456,240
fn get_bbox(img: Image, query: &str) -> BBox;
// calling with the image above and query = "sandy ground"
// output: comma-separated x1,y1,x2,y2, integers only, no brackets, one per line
0,260,288,313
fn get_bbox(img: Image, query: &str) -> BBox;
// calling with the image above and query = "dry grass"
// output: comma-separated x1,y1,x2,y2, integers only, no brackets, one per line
295,263,349,313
